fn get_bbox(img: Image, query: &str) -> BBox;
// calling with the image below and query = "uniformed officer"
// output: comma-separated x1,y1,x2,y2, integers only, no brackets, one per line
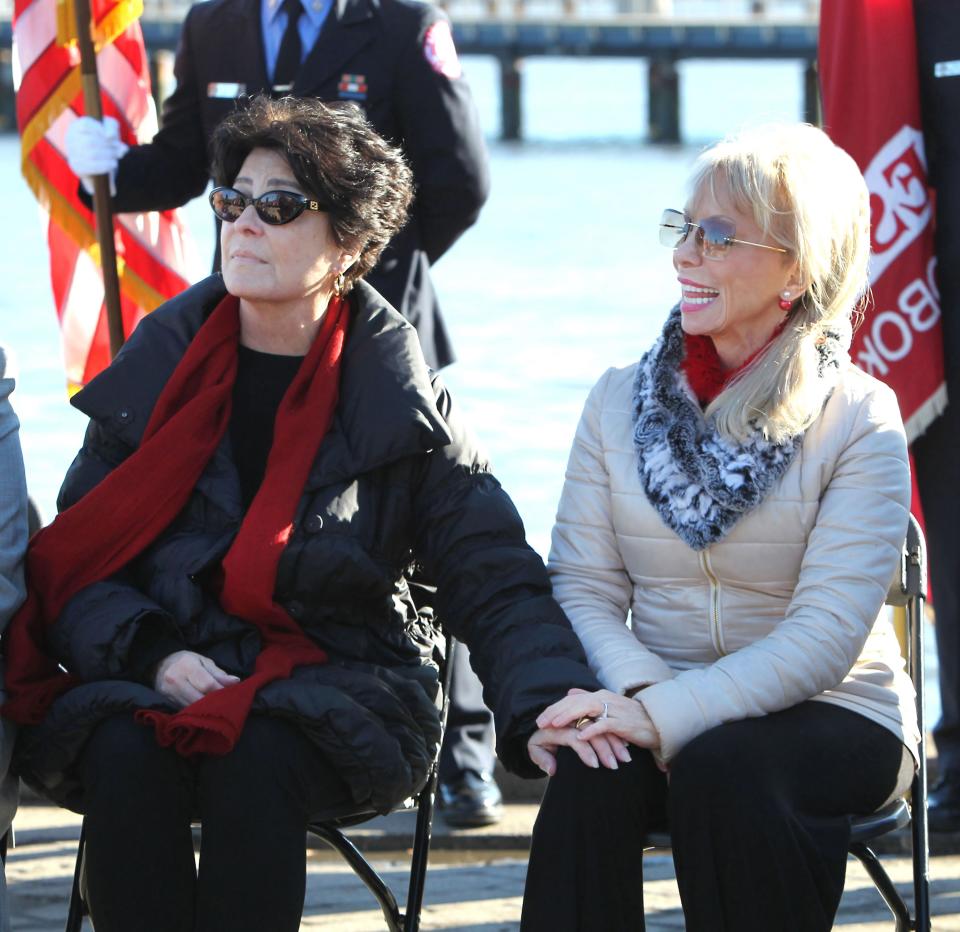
65,0,502,827
913,0,960,833
66,0,488,372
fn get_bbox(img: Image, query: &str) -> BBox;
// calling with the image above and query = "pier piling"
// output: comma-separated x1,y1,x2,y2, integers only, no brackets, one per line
648,57,680,144
499,55,523,141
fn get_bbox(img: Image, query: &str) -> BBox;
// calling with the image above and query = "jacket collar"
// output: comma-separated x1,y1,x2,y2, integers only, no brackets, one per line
630,307,845,550
292,0,379,96
72,275,451,488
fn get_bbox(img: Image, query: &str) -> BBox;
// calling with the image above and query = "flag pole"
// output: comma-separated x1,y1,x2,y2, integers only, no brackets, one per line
72,0,126,358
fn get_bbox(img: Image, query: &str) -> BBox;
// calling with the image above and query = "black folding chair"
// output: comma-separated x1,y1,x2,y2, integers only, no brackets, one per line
643,516,930,930
65,634,456,932
846,514,929,931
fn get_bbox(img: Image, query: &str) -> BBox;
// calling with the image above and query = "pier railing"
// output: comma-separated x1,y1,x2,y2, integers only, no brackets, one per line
1,0,820,18
0,0,821,140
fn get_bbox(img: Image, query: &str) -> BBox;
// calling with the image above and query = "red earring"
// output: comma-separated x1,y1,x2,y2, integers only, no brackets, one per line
778,292,793,311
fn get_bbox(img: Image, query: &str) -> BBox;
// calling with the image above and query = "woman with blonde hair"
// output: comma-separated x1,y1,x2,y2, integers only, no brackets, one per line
521,123,918,931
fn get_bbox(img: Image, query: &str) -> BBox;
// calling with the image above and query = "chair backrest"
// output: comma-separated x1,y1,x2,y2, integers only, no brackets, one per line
886,514,927,609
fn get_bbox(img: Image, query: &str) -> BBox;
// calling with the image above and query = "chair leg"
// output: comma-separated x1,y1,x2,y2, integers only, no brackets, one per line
65,823,87,932
404,769,439,932
909,596,931,932
309,824,402,932
403,637,455,932
909,757,931,932
849,841,911,932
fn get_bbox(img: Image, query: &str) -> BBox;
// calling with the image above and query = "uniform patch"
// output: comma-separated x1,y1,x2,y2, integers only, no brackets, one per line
423,21,462,80
207,82,246,99
338,73,368,101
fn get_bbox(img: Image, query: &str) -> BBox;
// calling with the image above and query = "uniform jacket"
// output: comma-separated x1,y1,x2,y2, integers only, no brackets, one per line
15,276,598,812
107,0,490,370
549,330,918,765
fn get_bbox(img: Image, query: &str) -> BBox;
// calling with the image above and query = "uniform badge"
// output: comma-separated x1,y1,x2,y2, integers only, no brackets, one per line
207,82,246,99
338,74,368,101
423,21,462,80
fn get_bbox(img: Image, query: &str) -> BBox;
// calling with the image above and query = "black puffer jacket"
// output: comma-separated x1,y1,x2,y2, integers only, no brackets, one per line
15,276,599,812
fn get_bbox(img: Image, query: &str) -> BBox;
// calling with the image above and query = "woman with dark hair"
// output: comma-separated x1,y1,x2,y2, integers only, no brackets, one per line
2,95,608,932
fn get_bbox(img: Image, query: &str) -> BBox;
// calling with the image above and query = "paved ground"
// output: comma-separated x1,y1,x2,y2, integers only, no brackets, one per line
6,800,960,931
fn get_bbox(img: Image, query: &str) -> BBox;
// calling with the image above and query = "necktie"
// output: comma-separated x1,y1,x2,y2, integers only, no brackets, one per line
273,0,303,93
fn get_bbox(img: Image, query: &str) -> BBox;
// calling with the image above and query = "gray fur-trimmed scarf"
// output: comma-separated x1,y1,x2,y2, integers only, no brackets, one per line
631,307,844,550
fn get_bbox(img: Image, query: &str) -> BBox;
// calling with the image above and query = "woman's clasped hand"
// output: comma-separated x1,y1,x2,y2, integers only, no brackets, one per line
527,689,636,776
543,687,661,747
152,651,241,708
527,688,660,775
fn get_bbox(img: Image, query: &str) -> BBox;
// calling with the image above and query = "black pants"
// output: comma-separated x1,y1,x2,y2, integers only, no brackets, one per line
78,714,353,932
521,702,904,932
914,396,960,773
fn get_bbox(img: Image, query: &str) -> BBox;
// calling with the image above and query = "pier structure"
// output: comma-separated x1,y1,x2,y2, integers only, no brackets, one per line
451,11,818,141
0,0,819,141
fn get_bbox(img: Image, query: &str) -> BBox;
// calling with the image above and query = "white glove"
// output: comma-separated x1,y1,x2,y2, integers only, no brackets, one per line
65,115,129,196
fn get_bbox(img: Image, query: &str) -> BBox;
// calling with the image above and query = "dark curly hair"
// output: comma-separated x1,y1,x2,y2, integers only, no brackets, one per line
210,94,414,291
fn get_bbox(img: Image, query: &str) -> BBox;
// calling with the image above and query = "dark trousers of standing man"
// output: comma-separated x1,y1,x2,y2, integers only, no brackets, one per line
438,640,496,781
915,389,960,775
409,576,499,826
521,703,904,932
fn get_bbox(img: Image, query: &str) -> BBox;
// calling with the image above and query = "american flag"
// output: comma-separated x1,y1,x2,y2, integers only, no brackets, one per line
13,0,195,391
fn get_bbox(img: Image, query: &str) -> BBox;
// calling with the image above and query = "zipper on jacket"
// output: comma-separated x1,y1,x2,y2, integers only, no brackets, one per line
699,550,727,656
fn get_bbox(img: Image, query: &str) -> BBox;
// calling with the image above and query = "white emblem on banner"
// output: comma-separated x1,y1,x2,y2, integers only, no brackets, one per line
423,21,462,80
865,125,932,285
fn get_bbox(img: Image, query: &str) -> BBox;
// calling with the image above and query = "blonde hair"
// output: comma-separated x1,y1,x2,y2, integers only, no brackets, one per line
687,123,871,443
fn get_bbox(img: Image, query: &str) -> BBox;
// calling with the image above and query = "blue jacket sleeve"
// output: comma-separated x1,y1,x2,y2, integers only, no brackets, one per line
0,349,27,636
0,347,27,849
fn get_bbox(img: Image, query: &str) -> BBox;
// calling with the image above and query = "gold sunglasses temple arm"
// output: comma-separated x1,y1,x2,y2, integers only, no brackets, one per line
731,237,788,254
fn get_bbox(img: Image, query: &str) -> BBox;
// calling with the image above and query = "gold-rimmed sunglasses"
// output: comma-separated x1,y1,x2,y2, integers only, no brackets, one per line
659,208,788,261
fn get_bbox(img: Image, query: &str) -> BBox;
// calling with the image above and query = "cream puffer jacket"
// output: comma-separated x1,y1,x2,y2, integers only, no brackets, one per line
548,361,917,764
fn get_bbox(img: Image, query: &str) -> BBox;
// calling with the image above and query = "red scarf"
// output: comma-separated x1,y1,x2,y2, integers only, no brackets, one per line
2,292,348,757
680,322,787,405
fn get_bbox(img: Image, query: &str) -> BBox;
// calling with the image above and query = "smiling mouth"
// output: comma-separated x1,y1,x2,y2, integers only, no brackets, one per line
681,285,719,307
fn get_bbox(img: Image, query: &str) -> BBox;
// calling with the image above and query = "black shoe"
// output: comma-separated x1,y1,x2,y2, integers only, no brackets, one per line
928,771,960,833
437,771,503,828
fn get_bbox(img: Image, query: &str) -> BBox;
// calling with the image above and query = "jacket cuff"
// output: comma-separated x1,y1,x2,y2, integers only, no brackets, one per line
637,678,709,762
601,655,675,696
127,617,184,686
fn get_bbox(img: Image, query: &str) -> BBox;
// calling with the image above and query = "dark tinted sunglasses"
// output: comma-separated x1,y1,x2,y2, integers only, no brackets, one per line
209,186,330,226
659,208,788,261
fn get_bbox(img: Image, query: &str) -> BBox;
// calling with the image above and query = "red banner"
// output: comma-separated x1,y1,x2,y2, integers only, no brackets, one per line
820,0,945,442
